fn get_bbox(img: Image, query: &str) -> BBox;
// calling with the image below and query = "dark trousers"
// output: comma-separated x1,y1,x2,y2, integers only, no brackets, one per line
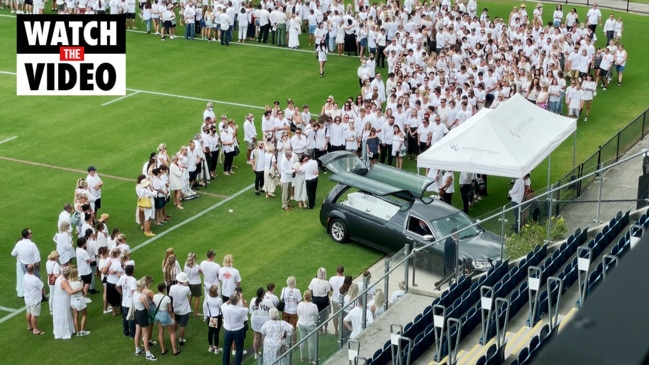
315,149,327,170
377,45,386,68
207,316,222,346
460,184,472,213
380,144,393,165
209,151,219,173
258,23,270,43
223,151,235,173
223,328,246,365
121,306,136,338
306,178,318,208
254,170,265,192
443,192,453,205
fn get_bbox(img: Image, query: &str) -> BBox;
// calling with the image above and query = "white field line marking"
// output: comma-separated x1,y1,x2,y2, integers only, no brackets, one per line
0,305,19,312
125,88,265,110
102,91,141,106
0,70,265,110
0,156,228,198
0,136,17,144
130,184,254,253
0,306,27,325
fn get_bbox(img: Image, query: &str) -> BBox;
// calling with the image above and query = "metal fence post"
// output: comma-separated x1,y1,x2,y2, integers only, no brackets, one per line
361,275,369,330
338,295,345,347
383,259,390,312
404,243,410,295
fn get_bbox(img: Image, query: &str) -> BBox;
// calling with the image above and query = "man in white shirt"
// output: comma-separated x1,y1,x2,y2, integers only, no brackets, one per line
57,203,73,232
221,292,250,364
280,150,294,210
86,166,104,213
116,265,136,338
169,272,192,345
23,264,45,335
300,155,319,209
343,298,374,339
183,2,196,40
508,177,525,231
12,228,41,278
257,4,270,43
243,113,257,163
586,3,602,33
290,129,308,157
251,142,266,195
274,111,290,141
200,250,221,296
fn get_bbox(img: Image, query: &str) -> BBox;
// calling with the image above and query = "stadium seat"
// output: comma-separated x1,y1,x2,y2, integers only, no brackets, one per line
476,354,487,365
411,332,425,361
517,346,530,365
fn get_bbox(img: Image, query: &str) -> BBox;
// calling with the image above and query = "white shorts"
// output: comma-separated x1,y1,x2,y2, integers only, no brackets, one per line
70,296,87,311
27,303,42,316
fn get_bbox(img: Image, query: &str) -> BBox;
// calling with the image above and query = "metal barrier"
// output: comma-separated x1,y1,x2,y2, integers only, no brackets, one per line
576,247,593,308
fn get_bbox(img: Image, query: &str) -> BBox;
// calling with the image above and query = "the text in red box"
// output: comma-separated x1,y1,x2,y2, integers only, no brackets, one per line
59,46,85,61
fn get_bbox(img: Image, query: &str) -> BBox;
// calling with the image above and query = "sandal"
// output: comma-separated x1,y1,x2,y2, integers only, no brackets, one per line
33,330,45,335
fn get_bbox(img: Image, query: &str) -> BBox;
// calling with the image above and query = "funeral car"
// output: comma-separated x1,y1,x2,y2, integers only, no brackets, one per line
318,151,502,274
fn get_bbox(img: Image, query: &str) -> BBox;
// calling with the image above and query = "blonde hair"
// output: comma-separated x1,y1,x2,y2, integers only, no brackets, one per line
373,289,385,308
185,252,197,268
68,266,80,281
223,254,234,267
316,267,327,280
286,276,296,288
347,283,359,301
163,254,177,285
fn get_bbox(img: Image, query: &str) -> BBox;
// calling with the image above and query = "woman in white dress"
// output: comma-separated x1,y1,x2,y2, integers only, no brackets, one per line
293,156,308,208
54,221,75,266
288,13,300,49
263,145,278,198
260,308,294,365
317,40,328,77
53,266,82,339
250,287,275,359
46,251,62,314
136,175,156,237
169,154,184,210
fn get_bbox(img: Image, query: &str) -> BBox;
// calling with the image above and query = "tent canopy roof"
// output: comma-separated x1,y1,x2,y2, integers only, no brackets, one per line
416,94,577,178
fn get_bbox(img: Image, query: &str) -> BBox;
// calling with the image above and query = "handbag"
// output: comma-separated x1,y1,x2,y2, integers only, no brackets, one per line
290,122,297,133
276,288,286,312
233,145,240,156
207,305,219,328
126,304,135,321
48,273,57,285
137,197,152,209
150,295,164,322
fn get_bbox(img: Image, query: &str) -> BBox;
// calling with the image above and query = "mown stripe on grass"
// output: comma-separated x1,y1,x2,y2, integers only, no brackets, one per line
130,184,254,253
0,155,228,198
0,136,17,144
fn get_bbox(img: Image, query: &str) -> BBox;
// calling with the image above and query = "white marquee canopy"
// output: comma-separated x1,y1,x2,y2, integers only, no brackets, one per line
416,94,577,178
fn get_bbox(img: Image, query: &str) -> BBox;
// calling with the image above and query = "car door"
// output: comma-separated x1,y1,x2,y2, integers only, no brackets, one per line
404,213,445,274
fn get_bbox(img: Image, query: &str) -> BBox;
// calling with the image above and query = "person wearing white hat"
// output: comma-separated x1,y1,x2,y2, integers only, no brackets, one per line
136,175,157,237
169,272,192,346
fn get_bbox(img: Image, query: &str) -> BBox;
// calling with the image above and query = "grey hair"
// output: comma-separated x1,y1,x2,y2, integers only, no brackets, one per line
317,267,327,280
269,308,280,320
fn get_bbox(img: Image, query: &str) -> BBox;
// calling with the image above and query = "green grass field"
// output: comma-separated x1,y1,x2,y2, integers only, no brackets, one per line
1,2,648,363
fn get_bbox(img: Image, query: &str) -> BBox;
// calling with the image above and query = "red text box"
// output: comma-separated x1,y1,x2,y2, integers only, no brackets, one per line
59,47,85,61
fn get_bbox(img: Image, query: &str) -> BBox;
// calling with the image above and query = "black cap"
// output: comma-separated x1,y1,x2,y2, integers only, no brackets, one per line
87,166,96,172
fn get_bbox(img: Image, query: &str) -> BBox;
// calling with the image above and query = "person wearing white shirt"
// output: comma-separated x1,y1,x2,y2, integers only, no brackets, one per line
219,8,231,45
603,14,616,45
200,250,221,296
57,203,73,233
221,292,249,364
586,3,602,32
257,4,270,43
296,290,319,362
279,150,295,210
242,113,257,163
116,265,137,338
12,229,41,277
219,254,241,301
379,117,395,166
85,166,104,212
343,298,374,339
299,155,319,209
508,177,525,231
169,272,192,345
290,129,308,156
23,264,45,335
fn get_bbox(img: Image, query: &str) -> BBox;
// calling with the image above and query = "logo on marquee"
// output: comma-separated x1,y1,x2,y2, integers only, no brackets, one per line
16,15,126,96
